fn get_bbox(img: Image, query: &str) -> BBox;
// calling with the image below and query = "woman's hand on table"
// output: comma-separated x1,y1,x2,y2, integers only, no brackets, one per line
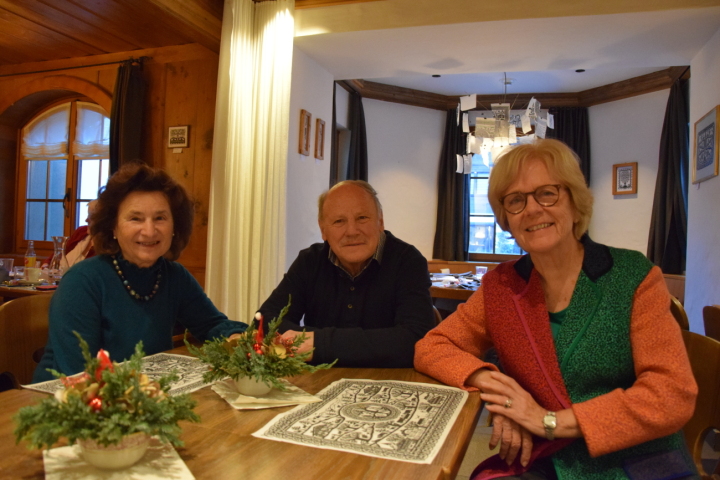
478,371,582,441
488,413,534,466
467,369,533,466
479,371,547,438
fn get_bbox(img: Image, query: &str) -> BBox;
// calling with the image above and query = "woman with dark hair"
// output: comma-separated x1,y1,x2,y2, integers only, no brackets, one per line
415,139,697,479
34,163,247,382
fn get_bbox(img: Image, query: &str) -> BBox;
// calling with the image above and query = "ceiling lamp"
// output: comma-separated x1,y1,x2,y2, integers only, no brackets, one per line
458,73,554,160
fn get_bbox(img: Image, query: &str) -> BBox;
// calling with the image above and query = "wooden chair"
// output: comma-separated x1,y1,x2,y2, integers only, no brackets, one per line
0,294,52,388
670,295,690,331
663,273,686,305
432,306,443,326
682,329,720,478
703,305,720,342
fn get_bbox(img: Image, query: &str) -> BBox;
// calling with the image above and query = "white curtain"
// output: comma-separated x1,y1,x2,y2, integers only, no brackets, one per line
73,103,110,157
22,104,70,158
206,0,294,323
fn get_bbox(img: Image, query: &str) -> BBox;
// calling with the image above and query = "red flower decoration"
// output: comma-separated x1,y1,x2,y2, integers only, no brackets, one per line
94,349,114,381
88,397,103,411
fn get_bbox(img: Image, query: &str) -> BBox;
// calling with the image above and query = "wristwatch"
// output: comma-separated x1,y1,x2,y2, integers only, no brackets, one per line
543,411,557,440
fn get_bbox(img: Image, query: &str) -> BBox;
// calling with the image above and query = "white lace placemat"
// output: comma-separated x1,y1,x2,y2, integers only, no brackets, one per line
253,378,468,464
212,378,321,410
43,437,194,480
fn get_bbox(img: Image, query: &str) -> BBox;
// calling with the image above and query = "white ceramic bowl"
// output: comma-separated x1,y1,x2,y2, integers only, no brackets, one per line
78,432,150,470
232,376,273,396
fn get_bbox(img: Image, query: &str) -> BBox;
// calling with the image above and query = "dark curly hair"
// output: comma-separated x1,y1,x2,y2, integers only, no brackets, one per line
90,163,194,261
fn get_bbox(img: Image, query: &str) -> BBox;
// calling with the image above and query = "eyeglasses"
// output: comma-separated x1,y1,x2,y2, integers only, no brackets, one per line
501,184,562,214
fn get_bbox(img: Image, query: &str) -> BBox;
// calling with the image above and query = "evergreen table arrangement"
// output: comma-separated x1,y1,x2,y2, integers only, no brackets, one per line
14,334,200,470
187,301,336,395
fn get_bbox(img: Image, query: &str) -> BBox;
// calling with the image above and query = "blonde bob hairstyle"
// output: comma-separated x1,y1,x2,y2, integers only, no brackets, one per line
488,139,593,240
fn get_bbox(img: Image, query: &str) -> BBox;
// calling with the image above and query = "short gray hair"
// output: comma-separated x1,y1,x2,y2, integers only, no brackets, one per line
317,180,383,221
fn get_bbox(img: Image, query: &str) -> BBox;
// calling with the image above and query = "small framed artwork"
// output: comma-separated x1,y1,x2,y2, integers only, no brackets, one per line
299,109,311,155
693,105,720,184
612,162,637,195
168,126,189,148
315,118,326,160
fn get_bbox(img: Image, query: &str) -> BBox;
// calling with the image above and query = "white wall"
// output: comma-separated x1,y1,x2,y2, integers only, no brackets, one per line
588,89,669,253
364,98,445,259
336,86,349,127
686,27,720,332
285,48,333,270
286,50,444,270
287,49,693,284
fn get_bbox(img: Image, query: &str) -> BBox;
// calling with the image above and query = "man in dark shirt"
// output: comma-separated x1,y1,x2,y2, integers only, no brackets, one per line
256,180,435,368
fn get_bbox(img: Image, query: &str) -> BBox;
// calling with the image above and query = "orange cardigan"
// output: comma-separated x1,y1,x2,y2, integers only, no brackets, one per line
414,266,697,457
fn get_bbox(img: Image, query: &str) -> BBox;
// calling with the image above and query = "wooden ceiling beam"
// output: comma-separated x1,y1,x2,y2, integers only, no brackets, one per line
342,80,453,111
0,44,216,78
578,66,689,106
296,0,384,10
346,66,691,111
145,0,223,53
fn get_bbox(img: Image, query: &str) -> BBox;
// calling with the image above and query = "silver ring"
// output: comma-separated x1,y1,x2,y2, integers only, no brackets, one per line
504,398,513,408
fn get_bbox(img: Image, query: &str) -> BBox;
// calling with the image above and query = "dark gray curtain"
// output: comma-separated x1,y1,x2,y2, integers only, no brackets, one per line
432,109,469,261
346,91,368,181
329,82,339,187
547,107,591,184
647,79,689,274
110,60,146,174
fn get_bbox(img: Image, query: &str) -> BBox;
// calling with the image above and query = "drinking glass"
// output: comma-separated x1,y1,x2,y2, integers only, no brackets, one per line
475,266,488,282
0,258,13,282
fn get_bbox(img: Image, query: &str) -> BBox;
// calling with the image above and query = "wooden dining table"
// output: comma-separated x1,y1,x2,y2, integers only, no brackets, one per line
0,284,54,304
430,284,476,302
0,346,483,480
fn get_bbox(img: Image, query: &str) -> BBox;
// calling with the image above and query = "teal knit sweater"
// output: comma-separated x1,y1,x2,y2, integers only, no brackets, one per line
33,255,247,382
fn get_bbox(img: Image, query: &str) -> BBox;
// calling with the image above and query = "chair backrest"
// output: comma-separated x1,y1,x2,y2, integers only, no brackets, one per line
670,295,689,331
663,274,685,305
432,306,442,326
0,295,52,388
681,330,720,477
703,305,720,342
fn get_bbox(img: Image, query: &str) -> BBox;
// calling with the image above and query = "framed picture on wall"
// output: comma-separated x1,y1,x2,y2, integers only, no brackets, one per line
693,105,720,184
168,126,189,148
315,118,325,160
299,109,311,156
612,162,637,195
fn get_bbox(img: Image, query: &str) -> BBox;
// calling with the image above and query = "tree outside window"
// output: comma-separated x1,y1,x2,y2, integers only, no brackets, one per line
18,100,110,251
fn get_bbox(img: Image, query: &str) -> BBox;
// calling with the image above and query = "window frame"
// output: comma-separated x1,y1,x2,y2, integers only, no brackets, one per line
467,155,523,262
15,97,108,253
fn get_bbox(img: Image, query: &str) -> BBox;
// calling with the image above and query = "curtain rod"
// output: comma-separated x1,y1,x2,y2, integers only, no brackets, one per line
0,56,151,79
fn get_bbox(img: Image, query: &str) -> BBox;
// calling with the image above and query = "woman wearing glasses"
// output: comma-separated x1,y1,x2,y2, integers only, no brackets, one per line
415,139,697,479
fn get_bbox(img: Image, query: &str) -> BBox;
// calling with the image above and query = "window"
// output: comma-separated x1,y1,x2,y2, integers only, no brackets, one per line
18,100,110,250
468,152,523,257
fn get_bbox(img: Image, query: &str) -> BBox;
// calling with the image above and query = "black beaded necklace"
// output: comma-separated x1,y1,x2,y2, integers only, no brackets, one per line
111,255,162,302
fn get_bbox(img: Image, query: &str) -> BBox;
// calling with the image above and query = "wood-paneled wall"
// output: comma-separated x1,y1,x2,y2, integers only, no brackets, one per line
0,43,219,287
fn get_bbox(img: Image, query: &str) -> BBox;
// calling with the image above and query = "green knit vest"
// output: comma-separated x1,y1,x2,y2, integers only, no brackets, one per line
551,247,692,479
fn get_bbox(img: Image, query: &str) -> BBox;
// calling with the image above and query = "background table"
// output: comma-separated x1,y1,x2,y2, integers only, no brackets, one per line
0,347,482,480
430,284,475,302
0,285,54,304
